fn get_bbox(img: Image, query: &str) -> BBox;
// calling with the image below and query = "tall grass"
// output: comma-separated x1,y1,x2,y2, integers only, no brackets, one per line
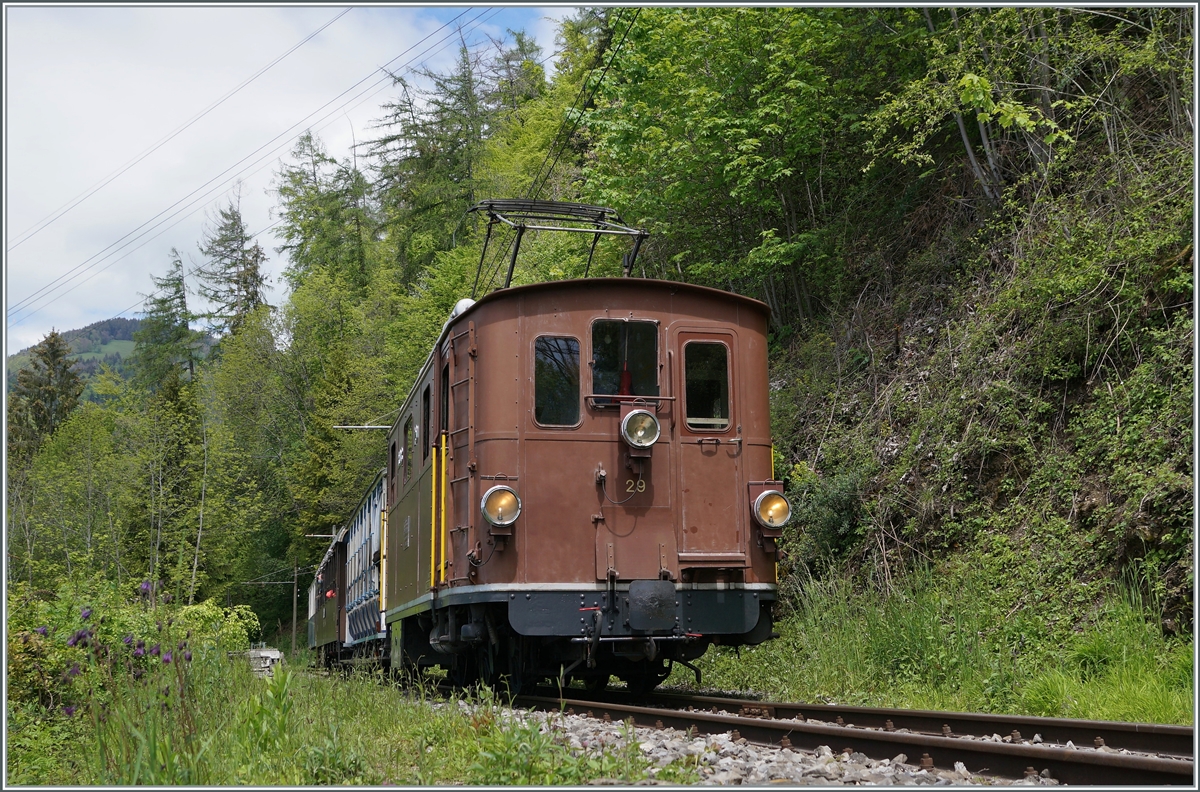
681,566,1193,725
9,628,657,785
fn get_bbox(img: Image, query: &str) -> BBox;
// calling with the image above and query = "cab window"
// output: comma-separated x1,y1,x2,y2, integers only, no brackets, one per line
534,336,580,425
684,342,729,430
402,416,414,482
592,320,658,397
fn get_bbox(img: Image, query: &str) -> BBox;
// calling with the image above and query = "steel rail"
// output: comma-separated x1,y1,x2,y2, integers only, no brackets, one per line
587,689,1193,759
513,693,1194,786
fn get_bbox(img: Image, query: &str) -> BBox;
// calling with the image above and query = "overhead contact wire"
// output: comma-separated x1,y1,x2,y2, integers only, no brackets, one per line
6,8,353,254
9,8,489,325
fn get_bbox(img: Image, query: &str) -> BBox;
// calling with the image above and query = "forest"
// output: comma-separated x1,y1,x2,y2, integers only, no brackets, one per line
6,6,1193,743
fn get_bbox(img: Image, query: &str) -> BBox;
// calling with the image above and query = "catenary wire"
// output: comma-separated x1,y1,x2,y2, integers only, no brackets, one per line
103,19,508,323
7,8,479,319
8,8,496,326
5,8,353,253
476,8,639,294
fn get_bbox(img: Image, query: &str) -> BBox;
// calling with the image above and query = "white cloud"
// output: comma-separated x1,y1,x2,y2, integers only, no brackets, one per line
5,6,579,355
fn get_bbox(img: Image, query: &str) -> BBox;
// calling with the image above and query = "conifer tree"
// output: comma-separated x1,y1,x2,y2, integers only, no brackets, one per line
131,249,201,392
7,329,84,463
195,193,269,337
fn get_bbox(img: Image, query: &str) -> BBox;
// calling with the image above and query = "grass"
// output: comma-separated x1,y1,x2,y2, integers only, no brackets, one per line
7,571,1191,785
670,566,1193,726
6,652,659,785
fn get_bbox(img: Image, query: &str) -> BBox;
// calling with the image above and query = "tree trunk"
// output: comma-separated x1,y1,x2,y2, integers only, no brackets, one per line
189,419,209,605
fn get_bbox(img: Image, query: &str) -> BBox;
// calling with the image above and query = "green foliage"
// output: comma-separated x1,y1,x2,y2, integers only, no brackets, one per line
194,191,269,338
130,250,202,392
7,329,84,466
682,567,1192,725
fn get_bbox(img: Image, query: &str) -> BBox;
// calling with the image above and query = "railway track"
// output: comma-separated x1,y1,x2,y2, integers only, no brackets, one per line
512,687,1194,785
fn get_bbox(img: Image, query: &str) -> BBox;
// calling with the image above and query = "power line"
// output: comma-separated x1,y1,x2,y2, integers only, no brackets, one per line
8,8,497,327
524,9,619,202
100,17,506,325
528,8,640,201
109,216,285,321
5,8,353,253
473,8,641,295
8,8,479,320
472,11,622,297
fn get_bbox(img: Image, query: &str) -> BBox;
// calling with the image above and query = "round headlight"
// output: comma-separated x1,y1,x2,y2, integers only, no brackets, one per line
481,485,521,527
753,490,791,528
620,409,660,448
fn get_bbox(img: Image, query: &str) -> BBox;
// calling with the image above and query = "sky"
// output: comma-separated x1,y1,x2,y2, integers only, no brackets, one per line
4,4,578,356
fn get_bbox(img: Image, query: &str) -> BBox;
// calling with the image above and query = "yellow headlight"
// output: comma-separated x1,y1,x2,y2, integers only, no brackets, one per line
754,490,791,528
481,485,521,527
620,409,660,448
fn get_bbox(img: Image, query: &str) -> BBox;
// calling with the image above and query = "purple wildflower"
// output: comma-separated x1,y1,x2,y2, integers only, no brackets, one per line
67,663,81,677
183,651,192,663
133,647,145,658
178,640,187,650
63,705,76,717
66,633,79,648
80,607,92,621
149,643,160,656
137,639,145,649
34,626,48,636
162,651,173,664
140,581,152,596
123,634,133,646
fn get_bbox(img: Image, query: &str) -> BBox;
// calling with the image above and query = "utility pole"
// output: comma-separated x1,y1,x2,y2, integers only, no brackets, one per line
291,561,298,656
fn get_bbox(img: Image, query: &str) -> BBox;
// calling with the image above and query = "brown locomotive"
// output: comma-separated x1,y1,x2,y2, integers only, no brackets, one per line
309,201,791,693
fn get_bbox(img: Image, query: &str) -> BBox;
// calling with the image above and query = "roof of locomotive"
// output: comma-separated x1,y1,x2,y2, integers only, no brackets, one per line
463,277,769,320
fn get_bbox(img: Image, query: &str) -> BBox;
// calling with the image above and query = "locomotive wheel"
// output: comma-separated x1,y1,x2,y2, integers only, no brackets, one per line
623,664,671,695
449,654,480,689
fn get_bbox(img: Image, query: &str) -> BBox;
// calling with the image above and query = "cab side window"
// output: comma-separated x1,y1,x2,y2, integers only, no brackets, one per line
534,336,580,426
684,342,729,430
421,385,431,462
402,416,414,483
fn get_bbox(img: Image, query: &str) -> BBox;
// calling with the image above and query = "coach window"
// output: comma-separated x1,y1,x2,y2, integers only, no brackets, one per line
592,320,658,398
684,342,730,431
402,416,414,483
389,440,397,491
534,336,580,426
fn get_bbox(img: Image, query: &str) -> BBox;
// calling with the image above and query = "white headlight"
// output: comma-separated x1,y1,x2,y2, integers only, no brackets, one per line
620,409,660,448
481,485,521,527
753,490,792,528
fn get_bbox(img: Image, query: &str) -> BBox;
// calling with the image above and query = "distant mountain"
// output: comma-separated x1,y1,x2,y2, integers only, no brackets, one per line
7,318,142,401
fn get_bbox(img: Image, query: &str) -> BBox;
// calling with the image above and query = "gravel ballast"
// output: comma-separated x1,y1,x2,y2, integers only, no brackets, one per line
440,700,1062,785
